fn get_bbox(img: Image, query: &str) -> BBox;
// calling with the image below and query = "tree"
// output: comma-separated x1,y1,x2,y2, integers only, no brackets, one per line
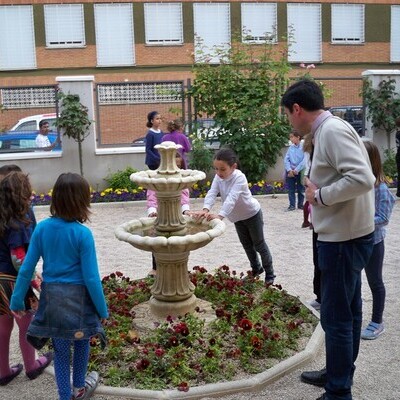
187,35,292,182
362,77,400,148
55,91,91,176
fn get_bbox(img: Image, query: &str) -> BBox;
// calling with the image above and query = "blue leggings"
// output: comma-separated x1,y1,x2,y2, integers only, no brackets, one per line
52,338,90,400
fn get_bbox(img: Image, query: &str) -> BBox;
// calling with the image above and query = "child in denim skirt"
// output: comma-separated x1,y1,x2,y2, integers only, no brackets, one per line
11,173,108,400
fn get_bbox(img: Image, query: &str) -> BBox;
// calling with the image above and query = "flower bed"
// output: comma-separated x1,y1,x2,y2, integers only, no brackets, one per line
31,180,288,206
88,266,318,391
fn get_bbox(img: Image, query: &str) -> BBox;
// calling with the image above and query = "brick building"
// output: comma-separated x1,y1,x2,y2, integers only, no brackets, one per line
1,0,400,141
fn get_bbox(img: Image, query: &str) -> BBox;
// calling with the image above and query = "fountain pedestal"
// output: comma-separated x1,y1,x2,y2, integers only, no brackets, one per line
115,141,225,319
150,251,195,317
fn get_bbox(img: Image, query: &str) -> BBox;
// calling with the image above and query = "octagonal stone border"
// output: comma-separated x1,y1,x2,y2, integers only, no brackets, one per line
45,304,323,399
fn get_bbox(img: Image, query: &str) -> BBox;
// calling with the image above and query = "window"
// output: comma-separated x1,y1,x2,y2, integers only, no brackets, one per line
97,82,183,104
1,87,56,109
391,6,400,62
241,3,277,43
287,4,321,63
144,3,183,45
0,6,36,70
44,4,85,48
193,3,230,63
94,3,135,67
331,4,364,44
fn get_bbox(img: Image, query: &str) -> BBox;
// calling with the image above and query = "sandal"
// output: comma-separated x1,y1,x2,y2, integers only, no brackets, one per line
26,352,53,380
74,371,99,400
0,363,23,386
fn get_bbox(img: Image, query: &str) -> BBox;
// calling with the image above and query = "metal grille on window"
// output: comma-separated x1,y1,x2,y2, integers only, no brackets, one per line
0,87,56,109
97,82,183,105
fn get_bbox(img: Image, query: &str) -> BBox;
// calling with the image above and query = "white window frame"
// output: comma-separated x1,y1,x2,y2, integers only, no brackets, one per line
391,6,400,62
241,3,277,44
94,3,135,67
44,4,85,48
144,3,183,45
331,4,365,44
287,3,322,63
193,3,231,64
0,5,36,70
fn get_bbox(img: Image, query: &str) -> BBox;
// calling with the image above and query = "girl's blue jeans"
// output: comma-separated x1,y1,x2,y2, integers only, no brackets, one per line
318,232,373,400
364,240,385,324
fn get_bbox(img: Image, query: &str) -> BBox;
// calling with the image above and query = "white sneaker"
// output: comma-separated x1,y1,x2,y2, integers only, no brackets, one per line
308,299,321,311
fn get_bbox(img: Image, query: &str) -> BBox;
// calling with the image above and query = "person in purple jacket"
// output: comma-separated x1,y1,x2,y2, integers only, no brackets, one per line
162,118,192,169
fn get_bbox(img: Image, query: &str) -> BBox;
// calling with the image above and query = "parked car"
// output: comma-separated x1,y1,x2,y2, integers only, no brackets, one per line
190,118,221,150
329,106,364,136
0,132,61,153
10,113,58,132
131,136,146,146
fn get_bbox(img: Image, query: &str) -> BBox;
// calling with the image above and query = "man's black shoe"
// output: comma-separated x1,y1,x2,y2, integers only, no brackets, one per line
300,368,327,387
316,394,329,400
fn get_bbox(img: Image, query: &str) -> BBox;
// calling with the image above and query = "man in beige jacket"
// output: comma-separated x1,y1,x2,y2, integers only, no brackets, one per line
281,79,375,400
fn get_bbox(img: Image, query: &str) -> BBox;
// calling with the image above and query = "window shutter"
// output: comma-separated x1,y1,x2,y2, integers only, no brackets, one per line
241,3,277,43
0,5,36,70
287,4,321,63
331,4,364,44
193,3,230,63
44,4,85,47
391,6,400,62
94,3,135,67
144,3,183,45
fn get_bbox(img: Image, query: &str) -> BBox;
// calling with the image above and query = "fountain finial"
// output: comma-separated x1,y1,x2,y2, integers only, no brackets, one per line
155,141,182,175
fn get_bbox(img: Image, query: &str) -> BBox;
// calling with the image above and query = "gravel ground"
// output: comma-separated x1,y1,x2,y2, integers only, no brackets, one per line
4,194,400,400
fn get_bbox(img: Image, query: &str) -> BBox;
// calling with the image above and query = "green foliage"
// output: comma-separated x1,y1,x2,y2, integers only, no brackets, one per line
187,34,292,182
188,135,214,174
55,92,91,142
55,91,92,176
362,78,400,147
383,148,398,179
105,167,140,191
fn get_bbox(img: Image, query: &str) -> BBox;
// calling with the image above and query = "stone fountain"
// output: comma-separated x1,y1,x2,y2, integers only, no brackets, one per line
115,141,225,319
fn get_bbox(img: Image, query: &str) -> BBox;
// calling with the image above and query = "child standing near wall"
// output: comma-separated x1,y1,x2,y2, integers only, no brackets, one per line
145,111,164,170
162,119,192,169
361,140,395,340
284,131,306,211
193,147,275,284
10,173,108,400
0,171,52,386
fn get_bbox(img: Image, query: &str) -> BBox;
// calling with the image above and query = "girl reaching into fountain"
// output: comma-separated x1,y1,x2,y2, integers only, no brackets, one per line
10,173,108,400
146,152,190,277
192,147,275,285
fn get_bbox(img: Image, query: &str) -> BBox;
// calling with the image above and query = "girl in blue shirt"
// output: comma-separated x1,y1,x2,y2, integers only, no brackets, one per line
145,111,164,170
11,173,108,400
361,140,395,340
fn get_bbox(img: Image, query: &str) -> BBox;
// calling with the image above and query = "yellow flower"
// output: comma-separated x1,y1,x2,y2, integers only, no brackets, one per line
100,192,105,197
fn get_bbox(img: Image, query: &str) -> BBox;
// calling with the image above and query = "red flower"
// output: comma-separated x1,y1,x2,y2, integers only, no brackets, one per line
238,318,253,331
169,336,179,347
136,358,150,370
251,336,263,350
177,381,189,392
155,347,165,357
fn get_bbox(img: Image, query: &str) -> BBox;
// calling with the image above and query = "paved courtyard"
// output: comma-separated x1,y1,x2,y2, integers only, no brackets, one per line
5,195,400,399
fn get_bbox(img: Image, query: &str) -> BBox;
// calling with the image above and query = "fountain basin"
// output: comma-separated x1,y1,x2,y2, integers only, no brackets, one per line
115,216,225,253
